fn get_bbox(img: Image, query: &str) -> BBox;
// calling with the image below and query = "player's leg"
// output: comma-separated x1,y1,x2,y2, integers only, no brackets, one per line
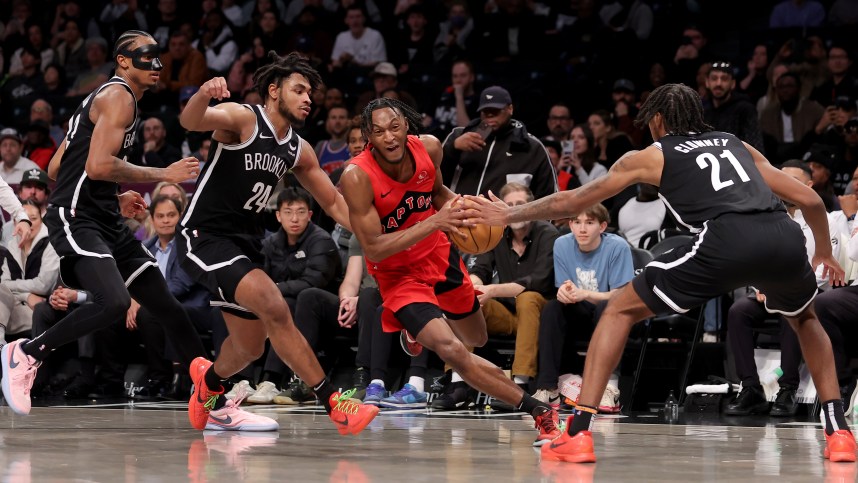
232,269,379,434
1,256,131,414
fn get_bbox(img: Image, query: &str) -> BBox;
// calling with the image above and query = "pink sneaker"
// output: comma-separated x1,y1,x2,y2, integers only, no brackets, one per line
204,399,279,431
1,339,41,415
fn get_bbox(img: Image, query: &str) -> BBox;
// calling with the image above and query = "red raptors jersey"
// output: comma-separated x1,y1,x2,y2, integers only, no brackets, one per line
351,135,448,273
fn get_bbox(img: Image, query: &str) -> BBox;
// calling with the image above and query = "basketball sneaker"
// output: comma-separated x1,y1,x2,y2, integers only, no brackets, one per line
1,339,41,415
824,429,857,462
598,384,621,414
534,388,561,409
541,417,597,463
247,381,280,404
205,398,279,431
379,384,428,408
329,389,380,436
189,357,223,430
400,330,423,356
362,382,387,406
533,408,563,447
225,380,256,401
273,379,316,405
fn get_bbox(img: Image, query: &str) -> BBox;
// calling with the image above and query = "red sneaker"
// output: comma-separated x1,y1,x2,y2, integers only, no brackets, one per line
824,429,857,462
400,330,423,357
541,417,597,463
189,357,224,430
329,389,380,436
533,408,563,447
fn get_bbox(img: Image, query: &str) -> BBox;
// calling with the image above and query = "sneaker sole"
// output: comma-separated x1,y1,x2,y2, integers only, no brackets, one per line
204,421,279,431
825,448,858,462
379,400,428,409
724,402,770,416
272,398,317,405
541,450,597,463
1,343,29,415
346,406,380,435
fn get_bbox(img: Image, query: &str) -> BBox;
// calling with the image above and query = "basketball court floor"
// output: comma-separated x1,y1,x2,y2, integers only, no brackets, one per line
1,401,854,482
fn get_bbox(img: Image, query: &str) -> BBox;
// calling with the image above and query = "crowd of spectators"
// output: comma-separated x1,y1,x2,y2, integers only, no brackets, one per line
0,0,857,414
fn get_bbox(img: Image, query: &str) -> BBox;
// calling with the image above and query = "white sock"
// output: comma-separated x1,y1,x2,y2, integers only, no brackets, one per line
513,375,530,385
370,379,385,389
408,376,424,393
451,371,463,383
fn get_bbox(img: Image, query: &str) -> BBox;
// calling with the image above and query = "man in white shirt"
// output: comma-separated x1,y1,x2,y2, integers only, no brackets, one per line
330,5,386,70
0,128,40,185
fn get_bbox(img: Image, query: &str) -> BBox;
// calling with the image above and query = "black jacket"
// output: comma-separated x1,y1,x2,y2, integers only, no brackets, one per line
703,92,764,152
262,222,342,299
442,118,557,199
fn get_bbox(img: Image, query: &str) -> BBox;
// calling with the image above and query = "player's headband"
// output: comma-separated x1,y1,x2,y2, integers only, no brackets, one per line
118,43,162,72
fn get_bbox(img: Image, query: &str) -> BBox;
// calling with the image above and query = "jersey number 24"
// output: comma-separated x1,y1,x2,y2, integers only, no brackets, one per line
696,150,751,192
243,182,273,213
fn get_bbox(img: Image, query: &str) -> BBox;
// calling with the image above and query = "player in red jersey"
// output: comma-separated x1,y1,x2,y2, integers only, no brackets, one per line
340,98,561,446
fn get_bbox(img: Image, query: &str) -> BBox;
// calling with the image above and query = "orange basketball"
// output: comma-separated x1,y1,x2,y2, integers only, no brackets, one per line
449,223,505,255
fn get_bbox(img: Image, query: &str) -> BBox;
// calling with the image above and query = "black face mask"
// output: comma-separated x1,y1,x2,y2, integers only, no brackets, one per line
118,43,163,71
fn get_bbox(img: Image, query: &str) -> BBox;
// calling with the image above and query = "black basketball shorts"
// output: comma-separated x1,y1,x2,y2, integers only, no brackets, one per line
44,206,157,289
633,211,818,317
176,226,263,320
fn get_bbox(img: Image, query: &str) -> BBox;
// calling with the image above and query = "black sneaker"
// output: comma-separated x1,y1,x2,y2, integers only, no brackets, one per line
489,383,529,412
430,381,473,410
88,381,127,399
352,367,370,401
724,385,769,416
132,379,170,401
769,385,799,417
63,375,96,399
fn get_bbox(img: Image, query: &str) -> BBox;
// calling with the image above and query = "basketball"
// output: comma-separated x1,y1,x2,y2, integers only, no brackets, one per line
449,223,505,255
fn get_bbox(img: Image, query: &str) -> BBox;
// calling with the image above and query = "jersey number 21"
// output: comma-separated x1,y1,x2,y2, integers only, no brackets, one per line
696,150,751,191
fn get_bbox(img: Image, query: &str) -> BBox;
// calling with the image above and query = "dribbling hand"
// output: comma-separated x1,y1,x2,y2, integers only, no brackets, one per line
200,77,231,101
434,195,468,236
165,157,201,183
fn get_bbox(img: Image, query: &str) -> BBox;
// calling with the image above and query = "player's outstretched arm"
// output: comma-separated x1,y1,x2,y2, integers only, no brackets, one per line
85,86,200,183
463,147,659,226
292,140,352,231
748,142,845,285
340,164,466,262
179,77,251,136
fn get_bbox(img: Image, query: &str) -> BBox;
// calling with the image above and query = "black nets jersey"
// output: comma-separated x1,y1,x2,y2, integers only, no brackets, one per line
181,104,303,236
656,131,783,232
50,76,138,226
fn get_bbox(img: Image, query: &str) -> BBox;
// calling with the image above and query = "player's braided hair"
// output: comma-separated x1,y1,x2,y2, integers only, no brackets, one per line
360,97,423,138
252,51,323,101
112,30,155,62
635,83,712,135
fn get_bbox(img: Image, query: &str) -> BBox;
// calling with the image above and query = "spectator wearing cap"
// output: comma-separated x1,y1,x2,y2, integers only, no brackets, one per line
442,86,557,200
353,62,418,114
157,31,208,98
23,121,56,170
611,79,644,147
0,129,40,185
0,167,51,243
29,99,65,147
760,72,825,164
804,144,841,211
703,61,765,152
134,117,182,169
330,5,386,72
65,37,111,98
0,46,47,125
811,46,858,108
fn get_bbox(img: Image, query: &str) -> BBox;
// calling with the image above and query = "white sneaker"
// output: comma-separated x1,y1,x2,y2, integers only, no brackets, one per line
225,380,256,400
598,384,621,413
533,388,560,408
247,381,279,404
702,332,718,343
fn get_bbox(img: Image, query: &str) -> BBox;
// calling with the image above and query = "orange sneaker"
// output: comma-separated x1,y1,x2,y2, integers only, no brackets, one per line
824,429,857,462
189,357,224,430
533,408,563,447
329,389,380,436
541,417,597,463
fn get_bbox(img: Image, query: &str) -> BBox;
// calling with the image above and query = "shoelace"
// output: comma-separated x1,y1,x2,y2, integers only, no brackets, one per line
204,393,221,411
12,359,39,395
392,386,414,398
334,389,360,414
535,410,560,434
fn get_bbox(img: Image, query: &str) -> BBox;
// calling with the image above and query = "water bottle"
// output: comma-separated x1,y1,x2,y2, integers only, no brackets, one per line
664,390,679,422
760,367,783,400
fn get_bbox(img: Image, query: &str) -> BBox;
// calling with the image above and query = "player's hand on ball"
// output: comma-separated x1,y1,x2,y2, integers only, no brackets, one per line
118,190,147,218
200,77,230,100
165,157,201,182
435,195,467,236
463,191,510,227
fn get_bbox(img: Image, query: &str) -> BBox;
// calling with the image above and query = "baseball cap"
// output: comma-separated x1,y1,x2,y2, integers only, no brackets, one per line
803,144,837,171
835,95,856,111
613,79,636,93
0,128,22,144
710,61,734,77
20,168,48,188
477,86,512,112
370,62,397,78
179,86,199,103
